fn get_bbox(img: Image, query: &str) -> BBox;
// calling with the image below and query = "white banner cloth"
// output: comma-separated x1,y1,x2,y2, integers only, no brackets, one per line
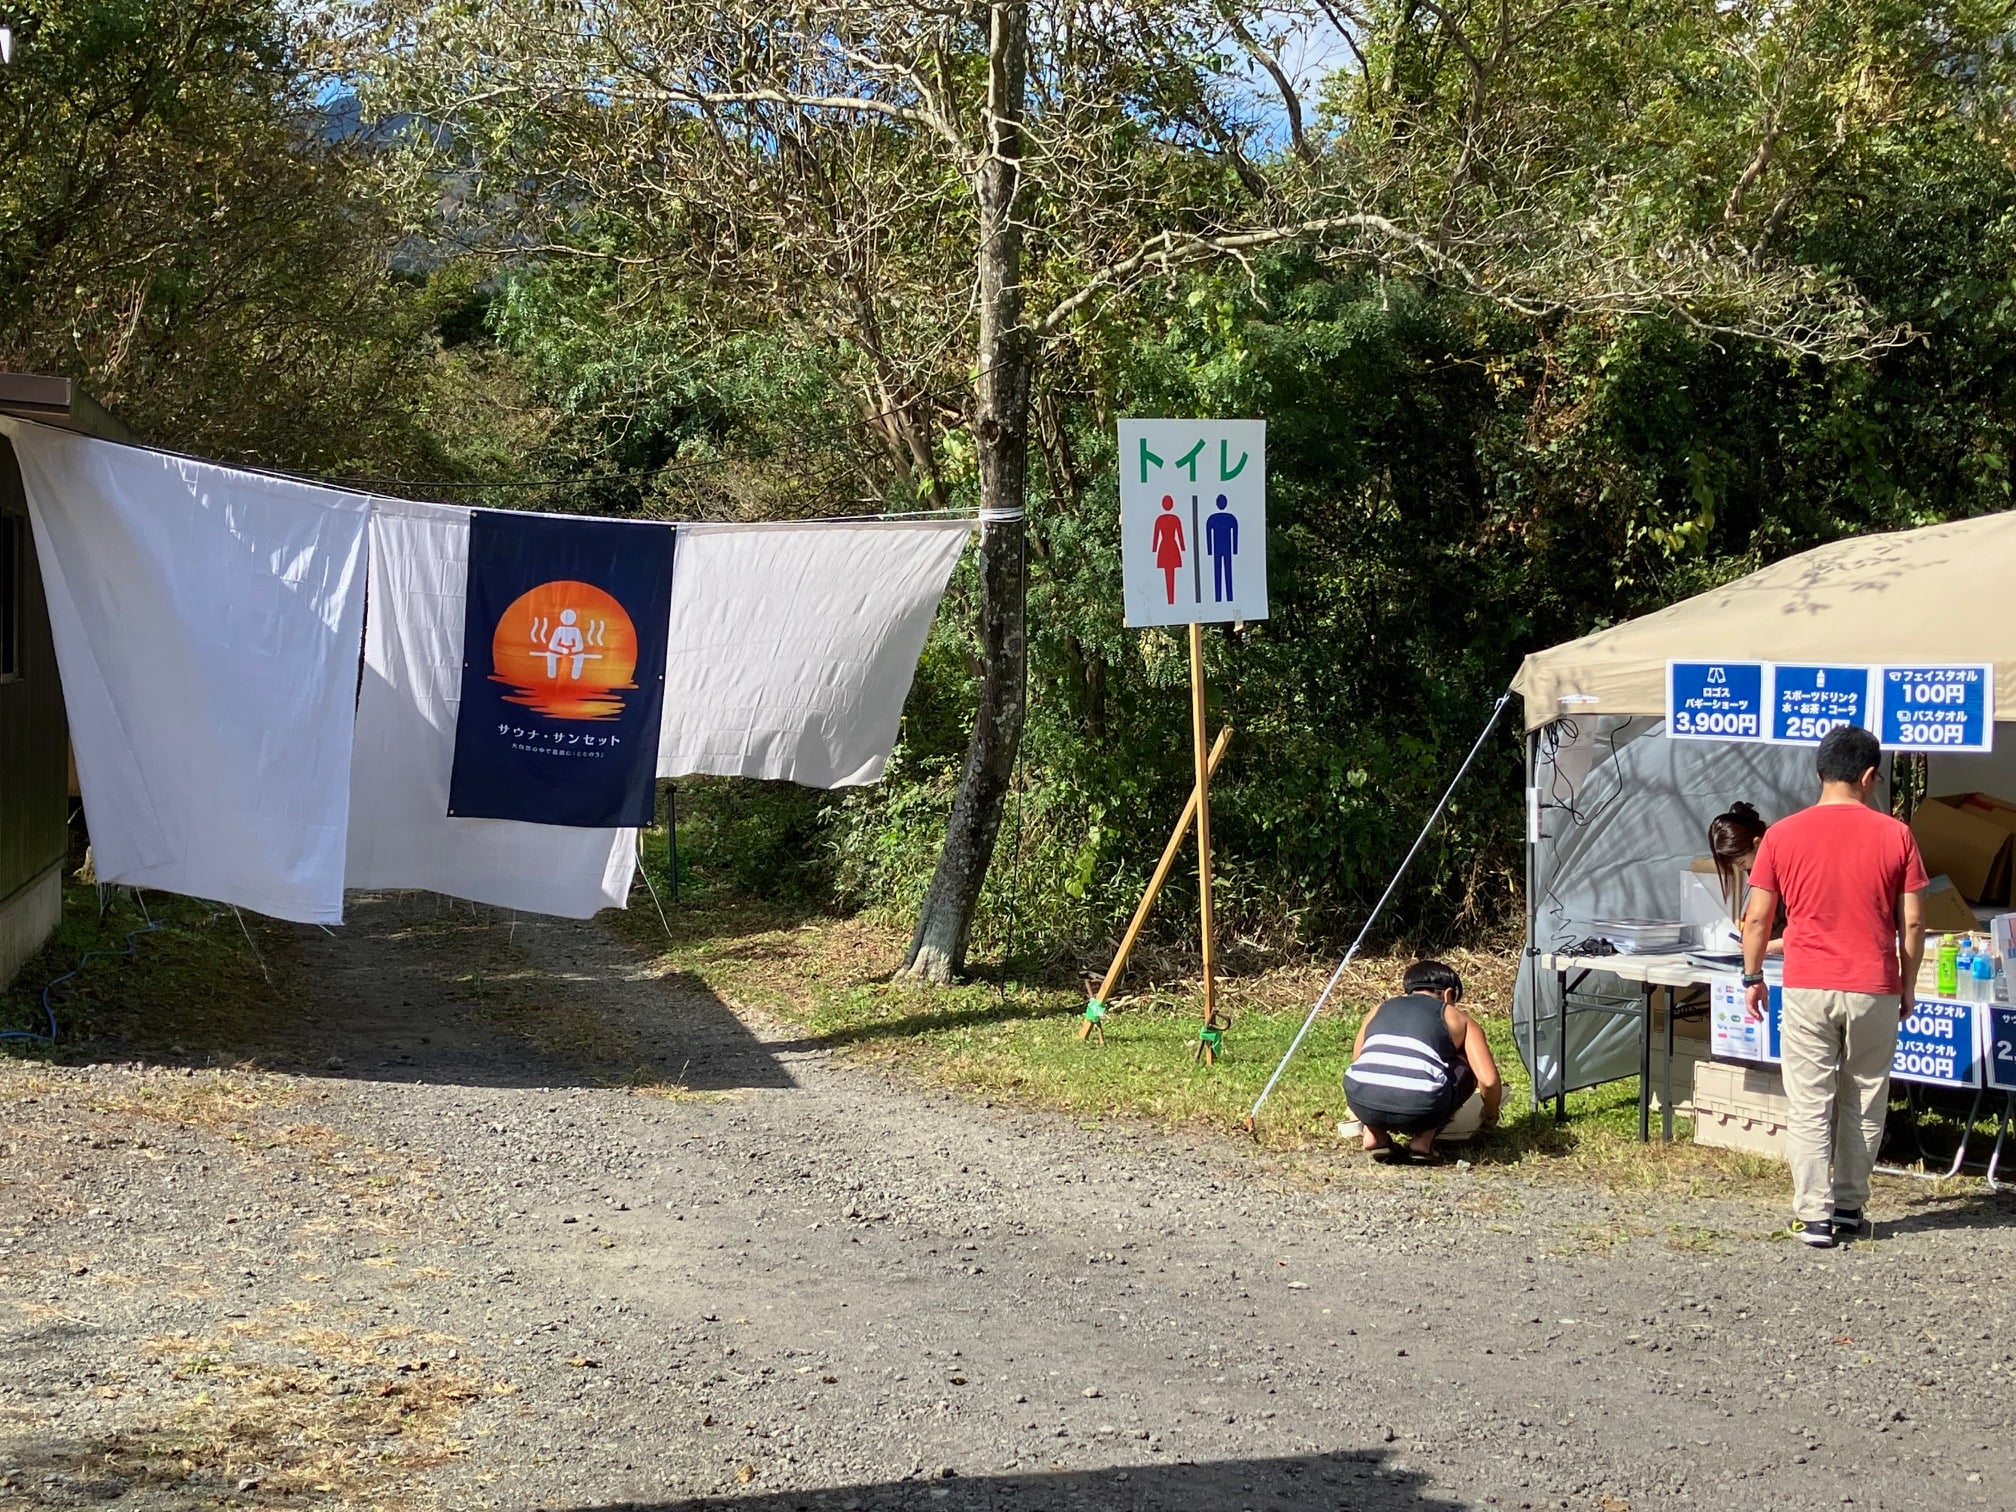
3,419,368,923
344,497,637,917
658,520,971,787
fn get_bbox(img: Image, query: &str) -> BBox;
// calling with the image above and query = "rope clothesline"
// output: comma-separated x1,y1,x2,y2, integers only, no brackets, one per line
6,354,1033,521
0,415,982,529
1243,689,1516,1131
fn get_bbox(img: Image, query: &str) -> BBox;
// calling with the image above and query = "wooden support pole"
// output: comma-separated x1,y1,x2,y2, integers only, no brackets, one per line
1189,621,1218,1032
1078,725,1233,1038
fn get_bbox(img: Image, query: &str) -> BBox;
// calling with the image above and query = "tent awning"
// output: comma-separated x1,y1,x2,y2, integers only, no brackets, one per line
1514,512,2016,730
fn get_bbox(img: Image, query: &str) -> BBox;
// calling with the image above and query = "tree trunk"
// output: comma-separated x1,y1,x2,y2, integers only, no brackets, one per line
899,1,1030,984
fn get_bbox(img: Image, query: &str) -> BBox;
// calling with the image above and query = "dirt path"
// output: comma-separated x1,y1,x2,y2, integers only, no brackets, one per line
6,893,2016,1511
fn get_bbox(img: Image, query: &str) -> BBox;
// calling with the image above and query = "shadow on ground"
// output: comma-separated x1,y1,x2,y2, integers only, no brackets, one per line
562,1450,1469,1512
1868,1183,2016,1236
769,992,1086,1054
41,890,796,1095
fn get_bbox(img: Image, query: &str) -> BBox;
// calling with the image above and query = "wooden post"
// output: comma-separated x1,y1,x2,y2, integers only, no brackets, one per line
1078,726,1232,1039
1189,622,1217,1034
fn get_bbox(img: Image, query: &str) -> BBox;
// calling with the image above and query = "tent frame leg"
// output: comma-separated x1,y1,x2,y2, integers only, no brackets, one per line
1638,984,1653,1143
1525,728,1541,1121
1987,1093,2016,1193
1556,967,1569,1124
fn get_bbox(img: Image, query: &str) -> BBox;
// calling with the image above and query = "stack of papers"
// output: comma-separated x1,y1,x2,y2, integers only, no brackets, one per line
1687,950,1782,980
1589,918,1688,954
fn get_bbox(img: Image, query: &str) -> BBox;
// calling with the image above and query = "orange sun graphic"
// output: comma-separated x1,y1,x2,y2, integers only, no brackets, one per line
490,580,639,721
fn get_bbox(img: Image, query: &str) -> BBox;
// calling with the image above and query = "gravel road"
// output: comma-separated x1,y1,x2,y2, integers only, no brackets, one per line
5,893,2016,1512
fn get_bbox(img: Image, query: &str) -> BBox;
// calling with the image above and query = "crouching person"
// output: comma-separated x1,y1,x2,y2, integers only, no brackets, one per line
1344,960,1503,1161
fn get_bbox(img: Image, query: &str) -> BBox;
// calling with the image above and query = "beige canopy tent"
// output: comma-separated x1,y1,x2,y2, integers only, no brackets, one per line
1514,512,2016,731
1511,510,2015,1113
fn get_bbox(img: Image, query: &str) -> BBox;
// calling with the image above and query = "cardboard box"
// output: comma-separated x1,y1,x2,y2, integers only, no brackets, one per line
1950,792,2016,835
1913,795,2012,904
1922,875,1979,933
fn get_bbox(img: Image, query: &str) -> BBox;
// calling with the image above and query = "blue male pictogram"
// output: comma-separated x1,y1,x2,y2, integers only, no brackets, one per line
1204,494,1239,601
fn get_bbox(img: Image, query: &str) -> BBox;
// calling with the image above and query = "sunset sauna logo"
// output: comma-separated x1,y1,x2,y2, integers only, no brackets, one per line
489,580,639,720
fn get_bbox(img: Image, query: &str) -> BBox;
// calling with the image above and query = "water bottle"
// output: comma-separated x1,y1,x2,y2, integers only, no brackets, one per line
1957,937,1976,1000
1971,949,1995,1004
1937,933,1959,998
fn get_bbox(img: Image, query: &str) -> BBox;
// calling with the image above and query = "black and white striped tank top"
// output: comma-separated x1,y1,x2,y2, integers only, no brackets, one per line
1345,994,1459,1112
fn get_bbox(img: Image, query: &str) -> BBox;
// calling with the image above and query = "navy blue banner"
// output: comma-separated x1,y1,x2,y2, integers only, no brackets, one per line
448,511,675,828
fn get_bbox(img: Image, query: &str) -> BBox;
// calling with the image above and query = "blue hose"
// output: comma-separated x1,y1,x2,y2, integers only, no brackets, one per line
0,919,168,1043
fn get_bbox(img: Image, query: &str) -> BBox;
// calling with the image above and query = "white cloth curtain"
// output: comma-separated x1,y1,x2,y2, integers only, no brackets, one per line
15,422,967,921
343,497,638,918
657,520,972,787
3,419,369,924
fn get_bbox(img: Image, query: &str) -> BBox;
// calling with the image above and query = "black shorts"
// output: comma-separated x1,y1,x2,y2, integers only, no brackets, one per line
1345,1065,1478,1137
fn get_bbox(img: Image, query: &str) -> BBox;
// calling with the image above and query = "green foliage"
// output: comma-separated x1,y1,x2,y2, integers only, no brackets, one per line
0,0,471,474
19,0,2016,974
662,778,837,904
735,198,2016,964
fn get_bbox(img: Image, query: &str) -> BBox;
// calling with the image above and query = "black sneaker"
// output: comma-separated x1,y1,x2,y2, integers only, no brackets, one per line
1798,1220,1836,1248
1831,1209,1871,1241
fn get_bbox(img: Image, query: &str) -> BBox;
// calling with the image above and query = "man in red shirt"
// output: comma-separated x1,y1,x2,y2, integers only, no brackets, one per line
1742,725,1927,1248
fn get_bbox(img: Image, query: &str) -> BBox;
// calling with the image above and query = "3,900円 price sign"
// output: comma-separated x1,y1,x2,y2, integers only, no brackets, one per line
1667,661,1767,742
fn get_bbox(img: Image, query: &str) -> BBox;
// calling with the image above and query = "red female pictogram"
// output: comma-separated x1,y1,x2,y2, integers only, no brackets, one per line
1152,494,1186,605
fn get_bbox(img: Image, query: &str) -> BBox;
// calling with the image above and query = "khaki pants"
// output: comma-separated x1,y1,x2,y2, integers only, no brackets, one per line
1779,989,1900,1222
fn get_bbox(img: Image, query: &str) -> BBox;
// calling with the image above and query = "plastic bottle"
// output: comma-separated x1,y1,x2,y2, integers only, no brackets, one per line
1971,948,1994,1004
1957,936,1976,1000
1937,933,1959,998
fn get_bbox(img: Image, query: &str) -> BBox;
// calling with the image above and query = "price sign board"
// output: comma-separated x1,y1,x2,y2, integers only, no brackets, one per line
1667,661,1766,743
1986,1005,2016,1093
1878,665,1993,753
1770,664,1875,746
1118,419,1267,628
1710,977,1777,1061
1893,998,1982,1088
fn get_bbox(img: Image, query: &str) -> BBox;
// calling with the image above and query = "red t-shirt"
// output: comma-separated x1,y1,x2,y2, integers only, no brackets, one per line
1748,803,1930,994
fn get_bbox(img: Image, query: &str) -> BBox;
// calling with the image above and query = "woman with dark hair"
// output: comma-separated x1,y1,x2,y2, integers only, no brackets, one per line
1709,801,1771,919
1708,802,1784,951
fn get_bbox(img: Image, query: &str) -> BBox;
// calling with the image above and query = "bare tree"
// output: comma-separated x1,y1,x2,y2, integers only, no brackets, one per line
351,0,1904,979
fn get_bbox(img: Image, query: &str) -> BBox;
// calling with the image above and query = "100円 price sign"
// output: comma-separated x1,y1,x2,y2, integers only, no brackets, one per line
1880,665,1994,752
1893,1000,1982,1088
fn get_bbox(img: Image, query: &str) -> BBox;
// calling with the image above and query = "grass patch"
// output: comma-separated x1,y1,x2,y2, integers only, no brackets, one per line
0,879,294,1057
616,876,1790,1200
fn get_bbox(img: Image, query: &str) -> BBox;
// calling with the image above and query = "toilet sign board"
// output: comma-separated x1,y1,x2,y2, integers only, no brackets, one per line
1118,419,1267,627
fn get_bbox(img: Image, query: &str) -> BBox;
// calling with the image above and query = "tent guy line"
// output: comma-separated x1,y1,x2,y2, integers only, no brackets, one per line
1245,688,1516,1131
